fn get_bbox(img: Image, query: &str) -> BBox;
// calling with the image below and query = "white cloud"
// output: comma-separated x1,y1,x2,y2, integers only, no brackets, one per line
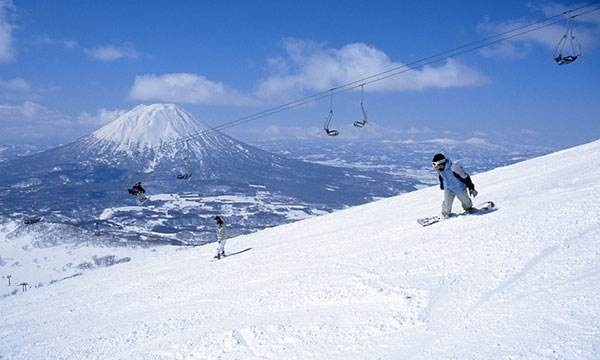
532,3,600,25
0,0,15,63
0,77,30,92
77,108,127,126
35,35,77,49
129,73,255,106
0,102,131,144
0,77,38,101
0,101,43,117
256,39,488,99
478,4,600,59
127,40,487,106
0,102,74,142
85,45,139,62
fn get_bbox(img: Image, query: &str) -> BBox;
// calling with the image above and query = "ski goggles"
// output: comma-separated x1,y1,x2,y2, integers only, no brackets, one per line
432,159,447,167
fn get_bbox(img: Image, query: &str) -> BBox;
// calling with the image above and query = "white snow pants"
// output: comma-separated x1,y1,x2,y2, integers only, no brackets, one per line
442,190,472,216
216,238,227,255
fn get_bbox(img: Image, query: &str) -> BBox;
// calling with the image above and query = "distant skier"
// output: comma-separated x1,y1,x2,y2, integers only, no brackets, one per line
214,216,227,260
432,153,478,218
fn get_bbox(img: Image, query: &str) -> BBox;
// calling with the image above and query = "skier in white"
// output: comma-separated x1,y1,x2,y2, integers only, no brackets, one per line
432,153,478,218
214,216,227,259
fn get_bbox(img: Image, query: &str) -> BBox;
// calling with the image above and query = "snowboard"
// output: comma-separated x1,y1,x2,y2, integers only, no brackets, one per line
210,255,227,262
417,201,495,227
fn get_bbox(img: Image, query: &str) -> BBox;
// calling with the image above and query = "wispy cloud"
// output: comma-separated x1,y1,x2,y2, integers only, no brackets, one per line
0,0,15,63
0,102,126,144
0,77,39,101
77,107,127,126
35,36,140,62
85,44,139,62
477,3,600,60
256,39,488,99
531,2,600,25
0,102,75,142
128,73,255,106
34,34,77,49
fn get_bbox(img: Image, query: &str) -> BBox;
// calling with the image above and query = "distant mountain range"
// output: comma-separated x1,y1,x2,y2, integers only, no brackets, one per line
0,104,412,245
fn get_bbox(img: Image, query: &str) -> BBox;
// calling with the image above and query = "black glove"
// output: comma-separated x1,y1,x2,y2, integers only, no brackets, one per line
469,188,478,197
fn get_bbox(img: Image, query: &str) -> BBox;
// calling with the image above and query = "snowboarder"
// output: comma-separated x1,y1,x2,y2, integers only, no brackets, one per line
432,153,478,218
214,216,227,260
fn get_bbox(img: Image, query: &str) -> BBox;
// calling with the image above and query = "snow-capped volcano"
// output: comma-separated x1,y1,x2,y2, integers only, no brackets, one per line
92,104,208,151
0,104,411,243
82,103,248,167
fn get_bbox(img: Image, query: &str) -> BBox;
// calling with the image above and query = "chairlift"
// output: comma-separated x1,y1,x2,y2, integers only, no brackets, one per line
554,17,582,65
323,92,339,136
176,140,193,180
127,180,148,203
353,84,368,128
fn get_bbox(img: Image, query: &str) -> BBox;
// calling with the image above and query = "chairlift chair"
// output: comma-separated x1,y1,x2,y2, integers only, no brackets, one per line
323,92,339,136
353,84,368,128
553,17,582,65
176,140,193,180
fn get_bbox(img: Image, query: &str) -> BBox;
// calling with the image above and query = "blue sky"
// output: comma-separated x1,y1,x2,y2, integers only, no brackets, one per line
1,0,599,147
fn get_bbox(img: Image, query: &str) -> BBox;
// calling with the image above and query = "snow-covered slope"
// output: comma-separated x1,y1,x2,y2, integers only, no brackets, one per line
1,139,599,359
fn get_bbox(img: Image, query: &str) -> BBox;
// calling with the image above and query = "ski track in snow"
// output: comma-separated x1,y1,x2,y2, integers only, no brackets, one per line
1,140,600,359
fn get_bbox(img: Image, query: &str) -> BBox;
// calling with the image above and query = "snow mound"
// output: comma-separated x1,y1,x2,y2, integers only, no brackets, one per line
1,139,599,359
92,103,208,150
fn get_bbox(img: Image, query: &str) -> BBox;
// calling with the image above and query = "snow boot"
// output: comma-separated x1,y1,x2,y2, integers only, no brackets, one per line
464,207,477,214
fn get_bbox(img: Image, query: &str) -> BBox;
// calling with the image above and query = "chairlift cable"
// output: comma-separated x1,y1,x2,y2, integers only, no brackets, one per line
136,2,600,149
211,7,600,133
182,4,600,137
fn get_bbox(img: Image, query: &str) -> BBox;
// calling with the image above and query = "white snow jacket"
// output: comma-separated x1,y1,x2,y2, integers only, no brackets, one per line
216,224,226,242
436,160,475,195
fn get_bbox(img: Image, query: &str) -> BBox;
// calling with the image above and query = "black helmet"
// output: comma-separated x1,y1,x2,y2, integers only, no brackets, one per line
214,216,223,224
432,153,446,162
432,153,447,167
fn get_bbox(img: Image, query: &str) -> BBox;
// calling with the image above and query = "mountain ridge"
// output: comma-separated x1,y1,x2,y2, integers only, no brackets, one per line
0,104,412,243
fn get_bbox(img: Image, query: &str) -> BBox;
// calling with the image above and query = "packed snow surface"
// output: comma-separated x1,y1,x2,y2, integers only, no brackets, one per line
1,140,599,359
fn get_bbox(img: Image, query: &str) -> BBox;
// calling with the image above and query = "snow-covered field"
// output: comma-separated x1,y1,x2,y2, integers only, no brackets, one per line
1,139,599,359
0,221,157,298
